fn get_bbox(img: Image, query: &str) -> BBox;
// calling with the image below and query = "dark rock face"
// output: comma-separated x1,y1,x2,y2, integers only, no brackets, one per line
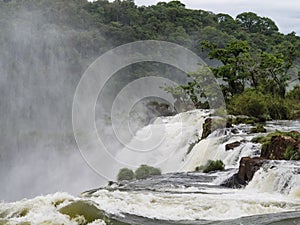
236,157,265,183
201,117,228,139
221,157,266,188
146,101,175,117
261,135,298,160
201,118,213,139
225,141,241,151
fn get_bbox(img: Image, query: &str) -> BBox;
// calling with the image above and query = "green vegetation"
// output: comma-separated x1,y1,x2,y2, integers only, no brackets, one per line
117,168,134,181
227,90,268,120
229,116,259,125
135,164,162,180
252,130,300,144
284,145,300,160
250,124,267,133
116,165,161,181
195,160,225,173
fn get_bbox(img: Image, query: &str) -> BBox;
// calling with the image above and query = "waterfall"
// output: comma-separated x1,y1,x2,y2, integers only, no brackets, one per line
114,109,262,173
114,110,210,172
246,161,300,196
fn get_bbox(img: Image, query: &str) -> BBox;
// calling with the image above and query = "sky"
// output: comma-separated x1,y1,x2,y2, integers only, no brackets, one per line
126,0,300,35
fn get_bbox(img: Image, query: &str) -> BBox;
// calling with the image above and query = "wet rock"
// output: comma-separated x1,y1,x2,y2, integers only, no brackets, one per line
237,157,266,182
201,118,213,139
225,141,241,151
231,128,240,134
59,201,107,223
146,101,175,117
59,200,129,225
221,157,266,188
261,135,298,160
201,117,227,139
155,103,175,116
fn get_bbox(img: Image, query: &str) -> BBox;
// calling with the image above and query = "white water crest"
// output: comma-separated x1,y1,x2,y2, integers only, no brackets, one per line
115,109,262,173
115,109,211,172
89,188,299,221
246,161,300,196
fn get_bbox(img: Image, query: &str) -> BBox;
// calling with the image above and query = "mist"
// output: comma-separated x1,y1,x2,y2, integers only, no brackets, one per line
0,4,108,202
0,1,207,202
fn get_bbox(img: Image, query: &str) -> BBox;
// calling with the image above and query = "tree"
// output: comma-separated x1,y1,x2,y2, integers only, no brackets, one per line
199,26,232,47
201,39,250,98
259,52,291,97
236,12,261,33
236,12,278,34
216,13,239,33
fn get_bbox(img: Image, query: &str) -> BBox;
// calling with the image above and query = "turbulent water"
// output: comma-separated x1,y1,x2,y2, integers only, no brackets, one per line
1,110,300,224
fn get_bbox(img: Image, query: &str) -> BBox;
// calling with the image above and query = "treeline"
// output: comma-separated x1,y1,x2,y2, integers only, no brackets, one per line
1,0,299,118
2,0,299,64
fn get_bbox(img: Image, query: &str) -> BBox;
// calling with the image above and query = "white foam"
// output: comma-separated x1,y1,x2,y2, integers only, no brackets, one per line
0,192,77,224
115,110,210,172
246,161,300,196
90,189,300,221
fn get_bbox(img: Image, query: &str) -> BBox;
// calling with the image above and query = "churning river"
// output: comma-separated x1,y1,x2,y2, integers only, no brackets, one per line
1,110,299,224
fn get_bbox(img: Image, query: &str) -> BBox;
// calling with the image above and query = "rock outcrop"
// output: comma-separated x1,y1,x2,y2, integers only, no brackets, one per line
225,141,241,151
222,157,266,188
261,135,298,160
201,117,230,139
222,131,300,188
201,118,213,139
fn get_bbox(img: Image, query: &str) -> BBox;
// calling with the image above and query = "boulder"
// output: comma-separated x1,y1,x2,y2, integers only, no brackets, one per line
221,157,266,188
237,157,266,182
261,135,298,160
225,141,241,151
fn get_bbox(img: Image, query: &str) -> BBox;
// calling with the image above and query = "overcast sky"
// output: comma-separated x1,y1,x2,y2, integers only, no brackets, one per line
131,0,300,35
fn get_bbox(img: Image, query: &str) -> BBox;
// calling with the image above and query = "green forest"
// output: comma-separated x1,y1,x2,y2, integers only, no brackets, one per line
1,0,300,120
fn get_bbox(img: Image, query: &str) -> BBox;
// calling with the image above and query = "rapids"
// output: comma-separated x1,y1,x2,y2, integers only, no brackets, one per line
1,110,299,224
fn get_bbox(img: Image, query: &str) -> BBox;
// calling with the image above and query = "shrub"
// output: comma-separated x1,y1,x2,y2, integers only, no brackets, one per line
230,116,259,125
227,89,268,119
250,124,267,133
117,168,134,182
252,131,300,144
135,165,161,180
228,89,294,120
266,96,290,120
196,160,225,173
251,135,265,143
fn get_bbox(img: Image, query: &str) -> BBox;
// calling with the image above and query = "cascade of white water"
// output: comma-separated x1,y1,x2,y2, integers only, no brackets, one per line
115,110,210,172
179,125,260,172
246,161,300,196
115,109,262,174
